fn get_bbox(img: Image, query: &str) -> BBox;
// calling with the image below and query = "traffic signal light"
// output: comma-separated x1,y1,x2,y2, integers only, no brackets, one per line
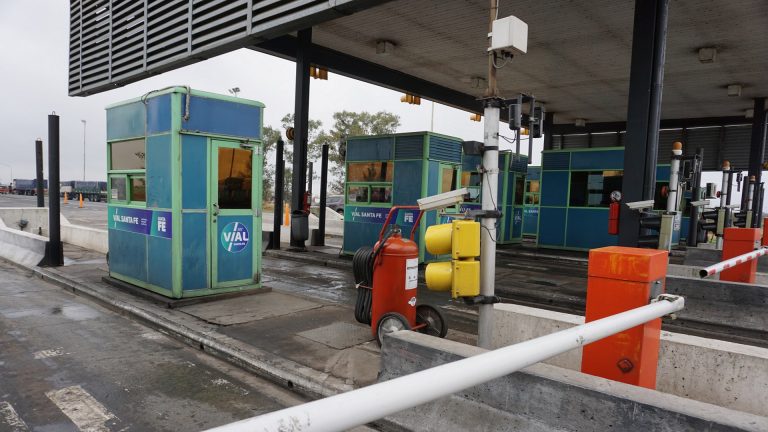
400,93,421,105
424,220,480,298
309,66,328,80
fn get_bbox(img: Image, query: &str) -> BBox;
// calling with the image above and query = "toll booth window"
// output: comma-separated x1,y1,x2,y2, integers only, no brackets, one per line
461,172,481,203
218,148,252,209
110,176,127,202
569,170,623,207
514,176,525,206
129,176,146,202
347,185,369,203
440,167,458,193
110,139,146,170
525,180,540,205
347,162,393,182
370,186,392,203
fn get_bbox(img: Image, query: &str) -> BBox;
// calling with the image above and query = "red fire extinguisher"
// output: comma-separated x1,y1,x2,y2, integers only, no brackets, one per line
608,190,622,235
302,191,311,212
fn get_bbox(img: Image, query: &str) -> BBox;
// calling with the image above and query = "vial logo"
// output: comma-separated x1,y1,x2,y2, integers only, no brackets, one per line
220,222,249,253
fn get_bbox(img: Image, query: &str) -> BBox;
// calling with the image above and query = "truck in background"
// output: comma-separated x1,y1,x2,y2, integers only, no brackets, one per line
12,179,47,195
60,180,108,202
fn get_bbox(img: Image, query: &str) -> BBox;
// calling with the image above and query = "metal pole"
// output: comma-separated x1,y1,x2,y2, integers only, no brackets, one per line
666,142,682,213
290,28,312,248
35,138,44,208
307,161,313,199
749,98,767,227
717,161,729,249
81,119,86,181
315,144,329,246
699,247,767,278
618,0,669,246
543,111,554,151
271,140,285,249
478,0,500,350
688,148,704,246
42,113,63,267
204,296,684,432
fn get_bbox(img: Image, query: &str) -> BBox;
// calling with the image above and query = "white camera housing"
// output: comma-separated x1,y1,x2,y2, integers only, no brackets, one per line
625,200,656,211
689,200,710,207
488,15,528,54
417,188,469,212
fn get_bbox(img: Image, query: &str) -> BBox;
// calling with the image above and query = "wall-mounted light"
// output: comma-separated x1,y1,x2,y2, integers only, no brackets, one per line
376,40,396,55
575,118,586,127
698,47,717,64
469,114,482,122
727,84,742,97
310,66,328,80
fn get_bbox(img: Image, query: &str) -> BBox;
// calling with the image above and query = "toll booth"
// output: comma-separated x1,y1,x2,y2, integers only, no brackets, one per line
454,151,527,244
106,87,264,298
523,166,541,238
341,132,463,262
537,148,688,250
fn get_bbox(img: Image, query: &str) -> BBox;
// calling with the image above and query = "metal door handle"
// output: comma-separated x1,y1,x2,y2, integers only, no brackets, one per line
213,203,220,216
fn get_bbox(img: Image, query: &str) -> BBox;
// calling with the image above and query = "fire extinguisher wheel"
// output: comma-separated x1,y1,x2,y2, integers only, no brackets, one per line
375,312,411,347
415,304,448,338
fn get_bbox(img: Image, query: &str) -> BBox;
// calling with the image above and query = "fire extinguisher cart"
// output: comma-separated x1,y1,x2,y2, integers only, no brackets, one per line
353,206,448,345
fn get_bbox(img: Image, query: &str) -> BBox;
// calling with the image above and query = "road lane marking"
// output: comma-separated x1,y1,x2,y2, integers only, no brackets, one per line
33,347,64,359
0,401,30,431
45,385,117,432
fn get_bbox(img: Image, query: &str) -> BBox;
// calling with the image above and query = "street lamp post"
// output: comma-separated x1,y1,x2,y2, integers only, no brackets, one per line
81,119,86,180
0,162,12,186
228,87,241,97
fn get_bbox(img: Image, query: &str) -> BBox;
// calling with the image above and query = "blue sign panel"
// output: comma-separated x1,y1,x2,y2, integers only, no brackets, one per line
220,221,250,253
108,206,172,238
345,206,418,230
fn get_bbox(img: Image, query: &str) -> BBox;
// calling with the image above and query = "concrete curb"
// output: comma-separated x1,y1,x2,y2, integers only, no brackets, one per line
264,249,352,270
1,258,352,401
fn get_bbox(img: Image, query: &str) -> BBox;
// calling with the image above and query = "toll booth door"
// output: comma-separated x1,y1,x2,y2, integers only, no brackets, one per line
210,140,258,288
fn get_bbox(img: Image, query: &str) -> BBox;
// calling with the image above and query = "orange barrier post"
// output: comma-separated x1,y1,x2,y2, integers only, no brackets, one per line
720,228,761,283
581,246,668,389
79,193,84,208
283,203,290,226
63,192,68,204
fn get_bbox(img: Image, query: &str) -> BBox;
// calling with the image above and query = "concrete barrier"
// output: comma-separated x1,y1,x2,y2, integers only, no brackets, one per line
0,207,109,255
491,303,768,417
380,332,767,432
0,217,46,266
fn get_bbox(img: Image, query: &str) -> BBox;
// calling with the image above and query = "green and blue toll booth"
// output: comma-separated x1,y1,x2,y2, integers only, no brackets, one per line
106,87,264,298
523,166,541,238
536,147,688,250
341,132,464,262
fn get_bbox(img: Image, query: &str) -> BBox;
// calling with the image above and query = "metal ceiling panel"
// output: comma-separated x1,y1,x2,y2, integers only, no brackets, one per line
68,0,391,95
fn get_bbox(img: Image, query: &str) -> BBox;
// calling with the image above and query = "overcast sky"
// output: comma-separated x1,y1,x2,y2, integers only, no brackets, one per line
0,0,546,188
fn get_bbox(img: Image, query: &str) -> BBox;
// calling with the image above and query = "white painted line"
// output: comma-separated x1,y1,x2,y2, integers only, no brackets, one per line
0,401,30,431
46,385,117,432
33,348,64,360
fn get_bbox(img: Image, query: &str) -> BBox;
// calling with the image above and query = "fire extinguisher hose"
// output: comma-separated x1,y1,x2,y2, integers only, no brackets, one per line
353,246,375,324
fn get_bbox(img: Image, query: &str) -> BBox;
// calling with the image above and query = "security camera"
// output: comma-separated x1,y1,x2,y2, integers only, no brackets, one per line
417,188,469,212
624,200,655,211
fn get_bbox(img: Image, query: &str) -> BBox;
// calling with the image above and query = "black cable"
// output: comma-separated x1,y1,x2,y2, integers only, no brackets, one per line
352,246,374,324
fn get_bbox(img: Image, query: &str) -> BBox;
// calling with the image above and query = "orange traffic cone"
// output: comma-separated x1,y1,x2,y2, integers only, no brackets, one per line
63,192,68,204
79,193,84,208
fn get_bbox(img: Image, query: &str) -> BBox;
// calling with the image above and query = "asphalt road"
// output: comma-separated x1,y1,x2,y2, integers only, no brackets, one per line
0,194,108,230
0,260,309,431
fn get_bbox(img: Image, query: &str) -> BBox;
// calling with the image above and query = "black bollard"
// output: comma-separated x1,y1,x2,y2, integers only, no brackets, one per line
35,138,44,207
40,114,63,266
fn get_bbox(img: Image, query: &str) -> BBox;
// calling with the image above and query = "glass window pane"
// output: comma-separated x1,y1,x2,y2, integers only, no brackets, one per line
347,186,369,203
218,148,252,209
515,177,525,205
461,172,481,188
347,162,393,182
130,176,146,202
526,180,540,194
111,177,126,201
111,139,146,170
370,186,392,203
440,167,457,193
570,171,623,207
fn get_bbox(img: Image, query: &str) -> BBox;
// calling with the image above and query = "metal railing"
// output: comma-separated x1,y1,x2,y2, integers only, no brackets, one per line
699,247,767,278
204,294,684,432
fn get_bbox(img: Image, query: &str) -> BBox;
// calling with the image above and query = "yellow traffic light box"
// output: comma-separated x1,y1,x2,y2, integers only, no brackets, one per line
424,220,481,298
